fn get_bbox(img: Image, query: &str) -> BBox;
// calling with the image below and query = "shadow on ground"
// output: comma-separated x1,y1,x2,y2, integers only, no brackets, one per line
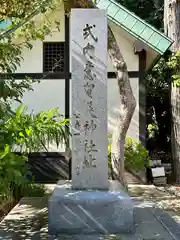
0,197,49,240
128,185,180,214
0,191,180,240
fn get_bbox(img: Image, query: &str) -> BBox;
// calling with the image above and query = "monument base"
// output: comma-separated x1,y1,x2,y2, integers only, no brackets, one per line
48,180,135,235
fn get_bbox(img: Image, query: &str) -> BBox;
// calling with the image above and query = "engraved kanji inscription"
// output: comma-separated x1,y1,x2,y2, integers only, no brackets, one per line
83,119,97,135
75,165,81,175
83,43,95,59
75,119,81,130
84,139,98,153
83,24,98,42
84,60,94,74
87,99,97,118
84,82,95,98
71,9,108,189
83,154,96,168
73,112,81,136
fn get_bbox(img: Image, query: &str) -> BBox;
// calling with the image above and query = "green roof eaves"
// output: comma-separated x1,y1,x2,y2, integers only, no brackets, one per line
96,0,173,55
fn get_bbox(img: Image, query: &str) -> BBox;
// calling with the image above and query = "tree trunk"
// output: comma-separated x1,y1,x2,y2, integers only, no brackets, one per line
171,84,180,182
108,27,136,186
164,0,180,52
73,1,137,187
164,0,180,182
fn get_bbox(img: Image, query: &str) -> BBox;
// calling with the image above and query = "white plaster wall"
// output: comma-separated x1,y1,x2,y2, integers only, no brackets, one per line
15,2,65,73
15,40,43,73
15,14,139,74
12,79,66,152
12,80,65,115
108,21,139,72
108,78,139,141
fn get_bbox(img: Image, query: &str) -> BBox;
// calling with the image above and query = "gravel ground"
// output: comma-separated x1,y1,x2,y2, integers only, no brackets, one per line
165,186,180,198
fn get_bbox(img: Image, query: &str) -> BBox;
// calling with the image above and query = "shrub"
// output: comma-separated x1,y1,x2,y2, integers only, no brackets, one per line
4,104,70,152
0,145,29,201
0,104,70,200
108,135,150,172
124,137,150,170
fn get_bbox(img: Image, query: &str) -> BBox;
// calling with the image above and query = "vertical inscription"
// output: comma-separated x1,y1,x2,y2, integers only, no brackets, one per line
81,23,98,170
71,9,108,189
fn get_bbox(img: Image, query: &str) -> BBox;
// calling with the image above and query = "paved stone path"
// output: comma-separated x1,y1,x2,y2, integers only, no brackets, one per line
0,183,180,239
124,171,142,185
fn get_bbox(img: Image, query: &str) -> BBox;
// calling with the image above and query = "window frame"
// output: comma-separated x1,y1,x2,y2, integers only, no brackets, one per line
43,41,65,74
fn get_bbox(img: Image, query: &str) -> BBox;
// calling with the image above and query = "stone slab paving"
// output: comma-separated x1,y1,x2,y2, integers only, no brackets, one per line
0,197,179,239
49,202,180,240
124,171,142,185
0,184,180,240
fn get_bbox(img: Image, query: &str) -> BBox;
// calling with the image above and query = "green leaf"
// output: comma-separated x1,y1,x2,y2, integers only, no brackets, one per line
0,144,10,159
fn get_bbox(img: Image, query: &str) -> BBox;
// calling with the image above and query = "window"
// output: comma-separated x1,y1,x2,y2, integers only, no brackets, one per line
43,42,65,73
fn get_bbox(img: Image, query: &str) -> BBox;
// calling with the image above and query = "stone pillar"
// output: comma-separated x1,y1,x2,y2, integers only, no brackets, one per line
71,9,108,190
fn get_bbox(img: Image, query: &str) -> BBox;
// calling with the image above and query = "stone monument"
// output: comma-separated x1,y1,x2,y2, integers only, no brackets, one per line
71,8,109,190
48,9,134,236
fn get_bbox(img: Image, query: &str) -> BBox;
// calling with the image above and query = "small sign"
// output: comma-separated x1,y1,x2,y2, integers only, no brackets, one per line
152,167,165,177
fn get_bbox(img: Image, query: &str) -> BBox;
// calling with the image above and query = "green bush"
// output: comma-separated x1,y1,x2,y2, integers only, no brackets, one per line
0,145,29,201
124,137,150,170
108,136,150,171
0,104,70,200
21,184,46,197
4,104,70,152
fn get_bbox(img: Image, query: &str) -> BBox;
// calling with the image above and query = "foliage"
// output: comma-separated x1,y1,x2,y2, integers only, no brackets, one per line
147,123,159,139
0,104,69,200
21,184,46,197
146,54,172,153
0,78,39,117
0,144,29,200
0,0,61,118
0,0,72,201
108,135,150,171
0,0,54,19
3,104,69,152
124,137,150,170
168,51,180,87
119,0,171,156
119,0,164,31
146,55,171,98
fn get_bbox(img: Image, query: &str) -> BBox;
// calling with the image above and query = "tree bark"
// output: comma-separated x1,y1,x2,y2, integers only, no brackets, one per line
164,0,180,52
171,84,180,182
164,0,180,182
108,27,136,186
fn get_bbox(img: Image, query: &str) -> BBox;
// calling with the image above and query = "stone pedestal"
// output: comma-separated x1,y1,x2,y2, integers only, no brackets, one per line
48,180,135,235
